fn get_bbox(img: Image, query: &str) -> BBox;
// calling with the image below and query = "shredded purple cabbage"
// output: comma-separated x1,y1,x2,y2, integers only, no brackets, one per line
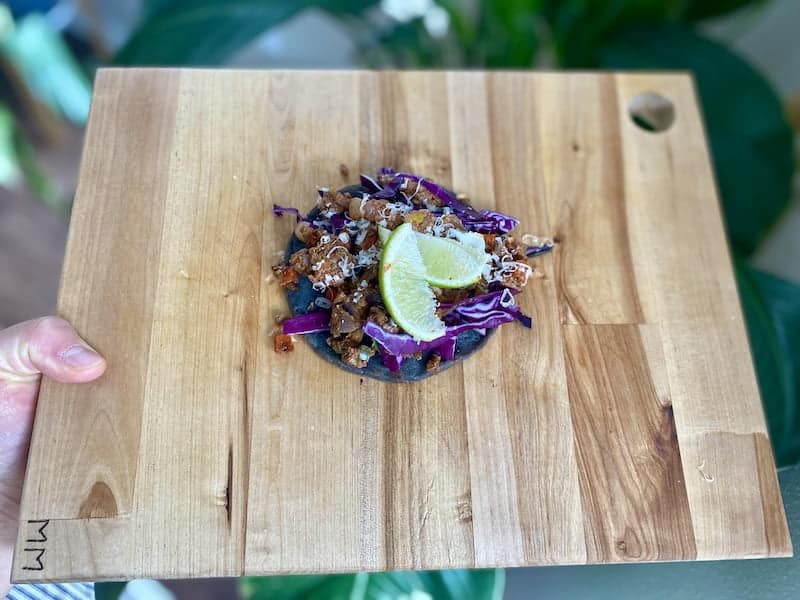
372,175,408,200
469,209,521,234
378,346,404,372
438,288,519,311
363,321,455,358
449,309,518,333
276,169,548,373
329,212,348,232
363,307,525,372
372,169,519,234
274,204,324,232
273,204,306,222
525,241,554,257
511,308,533,328
282,310,331,335
438,337,457,361
359,174,382,193
440,289,532,329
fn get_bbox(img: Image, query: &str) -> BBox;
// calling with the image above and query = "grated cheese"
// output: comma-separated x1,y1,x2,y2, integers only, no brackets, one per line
338,255,356,278
356,246,380,267
406,179,422,201
326,245,348,259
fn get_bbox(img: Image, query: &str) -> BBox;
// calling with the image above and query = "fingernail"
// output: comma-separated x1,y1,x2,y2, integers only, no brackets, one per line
61,345,102,368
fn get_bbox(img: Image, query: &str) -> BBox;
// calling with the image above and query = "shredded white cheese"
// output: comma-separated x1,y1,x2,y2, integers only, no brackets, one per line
378,202,413,220
482,254,532,285
356,246,380,267
326,245,348,259
338,255,356,278
406,179,422,201
355,222,371,246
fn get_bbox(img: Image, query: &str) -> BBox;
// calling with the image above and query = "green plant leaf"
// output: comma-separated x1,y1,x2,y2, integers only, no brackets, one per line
0,101,62,210
12,127,62,211
94,582,128,600
362,19,443,68
360,1,540,69
114,0,379,66
736,261,800,467
240,569,504,600
598,24,794,256
541,0,688,66
681,0,764,22
0,13,91,124
0,103,21,187
472,0,540,67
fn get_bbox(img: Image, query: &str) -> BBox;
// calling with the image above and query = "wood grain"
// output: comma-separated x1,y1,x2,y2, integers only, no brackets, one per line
245,71,366,575
563,324,696,561
454,72,586,566
371,72,475,572
21,69,180,519
535,74,644,325
13,69,790,583
129,69,266,577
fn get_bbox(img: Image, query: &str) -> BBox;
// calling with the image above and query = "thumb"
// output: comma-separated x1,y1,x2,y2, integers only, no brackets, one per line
0,316,107,385
0,317,106,494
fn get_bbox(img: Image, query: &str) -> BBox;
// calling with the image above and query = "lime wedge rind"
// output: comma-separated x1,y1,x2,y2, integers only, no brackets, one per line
416,233,488,289
380,226,488,288
378,224,490,341
379,223,446,342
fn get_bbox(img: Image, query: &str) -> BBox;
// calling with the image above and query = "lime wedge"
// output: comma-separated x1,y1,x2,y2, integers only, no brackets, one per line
379,225,486,263
446,229,487,258
415,232,488,288
379,223,445,341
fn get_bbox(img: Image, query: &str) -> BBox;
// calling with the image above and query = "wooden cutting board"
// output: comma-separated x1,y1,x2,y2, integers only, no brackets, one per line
13,69,791,583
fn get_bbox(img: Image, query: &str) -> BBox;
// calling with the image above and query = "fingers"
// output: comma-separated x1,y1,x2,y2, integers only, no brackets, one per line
0,317,106,493
0,317,107,385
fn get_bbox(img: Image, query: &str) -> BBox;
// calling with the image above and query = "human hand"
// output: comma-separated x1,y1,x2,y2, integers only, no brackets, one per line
0,317,106,589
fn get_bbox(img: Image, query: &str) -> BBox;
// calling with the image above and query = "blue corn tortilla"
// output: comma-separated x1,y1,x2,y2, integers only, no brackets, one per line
284,185,494,383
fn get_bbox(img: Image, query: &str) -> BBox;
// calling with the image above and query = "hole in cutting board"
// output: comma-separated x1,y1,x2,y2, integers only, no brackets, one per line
628,92,675,133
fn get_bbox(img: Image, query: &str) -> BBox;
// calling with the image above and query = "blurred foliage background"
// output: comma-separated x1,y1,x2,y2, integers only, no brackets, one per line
2,0,800,598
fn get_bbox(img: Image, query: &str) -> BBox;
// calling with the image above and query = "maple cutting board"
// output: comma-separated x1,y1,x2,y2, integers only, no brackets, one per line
13,69,791,583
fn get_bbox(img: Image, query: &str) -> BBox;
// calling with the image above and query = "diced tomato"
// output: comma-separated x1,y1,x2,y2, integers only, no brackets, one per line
279,266,300,290
273,334,294,353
